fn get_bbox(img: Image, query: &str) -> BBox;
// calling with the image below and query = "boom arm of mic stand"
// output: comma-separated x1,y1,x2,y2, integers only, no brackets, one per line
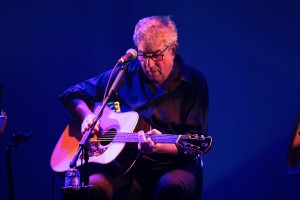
69,63,128,173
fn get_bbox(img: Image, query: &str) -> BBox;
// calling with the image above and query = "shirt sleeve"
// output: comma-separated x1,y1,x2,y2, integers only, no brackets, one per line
58,72,110,108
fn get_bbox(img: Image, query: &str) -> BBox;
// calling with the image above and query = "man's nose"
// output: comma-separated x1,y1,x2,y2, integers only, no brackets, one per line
145,57,154,68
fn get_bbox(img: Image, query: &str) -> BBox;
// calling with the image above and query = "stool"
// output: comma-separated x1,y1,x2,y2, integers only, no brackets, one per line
60,185,93,200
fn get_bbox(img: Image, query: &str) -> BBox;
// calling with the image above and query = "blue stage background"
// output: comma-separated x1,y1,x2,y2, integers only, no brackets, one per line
0,0,299,199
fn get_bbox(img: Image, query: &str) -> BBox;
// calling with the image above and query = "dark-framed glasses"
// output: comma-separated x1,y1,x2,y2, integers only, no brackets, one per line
137,46,170,62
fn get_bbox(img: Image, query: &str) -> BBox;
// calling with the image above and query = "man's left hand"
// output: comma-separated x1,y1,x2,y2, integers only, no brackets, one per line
138,129,161,154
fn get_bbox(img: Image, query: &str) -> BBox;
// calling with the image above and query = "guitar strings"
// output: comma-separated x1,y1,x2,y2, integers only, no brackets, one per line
92,131,181,143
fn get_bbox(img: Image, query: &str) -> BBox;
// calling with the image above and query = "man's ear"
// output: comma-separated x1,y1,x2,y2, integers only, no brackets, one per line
171,43,178,57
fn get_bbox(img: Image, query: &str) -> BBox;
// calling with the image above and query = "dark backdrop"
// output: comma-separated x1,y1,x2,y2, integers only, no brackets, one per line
0,0,299,200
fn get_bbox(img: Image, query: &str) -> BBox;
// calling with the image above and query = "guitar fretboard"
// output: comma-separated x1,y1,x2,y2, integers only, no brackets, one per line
99,133,181,144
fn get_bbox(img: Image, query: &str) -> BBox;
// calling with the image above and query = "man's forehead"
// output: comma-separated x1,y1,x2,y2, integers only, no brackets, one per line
138,44,165,54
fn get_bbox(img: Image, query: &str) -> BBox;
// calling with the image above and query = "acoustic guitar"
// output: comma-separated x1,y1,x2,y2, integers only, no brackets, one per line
50,104,212,175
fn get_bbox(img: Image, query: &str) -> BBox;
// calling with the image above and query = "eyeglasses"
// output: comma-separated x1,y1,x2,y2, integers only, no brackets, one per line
137,46,170,62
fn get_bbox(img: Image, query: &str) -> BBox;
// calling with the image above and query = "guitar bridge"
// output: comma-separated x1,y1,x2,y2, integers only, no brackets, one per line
80,141,108,159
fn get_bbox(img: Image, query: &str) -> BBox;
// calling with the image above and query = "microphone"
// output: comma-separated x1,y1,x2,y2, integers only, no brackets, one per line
117,49,137,64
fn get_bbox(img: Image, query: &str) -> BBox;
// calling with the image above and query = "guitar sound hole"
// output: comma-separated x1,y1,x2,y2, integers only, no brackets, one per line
99,128,117,146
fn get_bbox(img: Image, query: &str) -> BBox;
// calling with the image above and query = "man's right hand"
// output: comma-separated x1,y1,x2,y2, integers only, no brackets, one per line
81,114,101,136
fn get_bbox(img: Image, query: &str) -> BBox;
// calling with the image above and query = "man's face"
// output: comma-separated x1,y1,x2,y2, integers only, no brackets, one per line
137,44,176,85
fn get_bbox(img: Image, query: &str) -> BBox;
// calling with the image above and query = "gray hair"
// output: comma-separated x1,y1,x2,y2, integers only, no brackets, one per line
133,15,178,48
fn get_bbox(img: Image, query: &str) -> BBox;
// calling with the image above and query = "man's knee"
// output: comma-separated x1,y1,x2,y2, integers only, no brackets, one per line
89,174,113,200
155,169,197,199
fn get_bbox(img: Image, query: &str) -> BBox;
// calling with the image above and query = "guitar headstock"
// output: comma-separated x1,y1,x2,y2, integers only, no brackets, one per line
178,134,212,155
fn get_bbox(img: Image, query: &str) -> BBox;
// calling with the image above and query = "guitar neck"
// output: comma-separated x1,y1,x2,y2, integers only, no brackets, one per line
100,133,181,144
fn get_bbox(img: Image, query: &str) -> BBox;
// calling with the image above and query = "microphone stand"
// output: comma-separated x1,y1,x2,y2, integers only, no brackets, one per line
6,131,32,200
69,62,128,187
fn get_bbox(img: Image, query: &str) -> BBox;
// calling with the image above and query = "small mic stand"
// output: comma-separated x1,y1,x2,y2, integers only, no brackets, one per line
69,63,128,186
6,131,33,200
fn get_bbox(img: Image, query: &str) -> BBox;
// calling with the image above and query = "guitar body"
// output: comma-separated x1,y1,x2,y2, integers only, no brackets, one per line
50,105,150,174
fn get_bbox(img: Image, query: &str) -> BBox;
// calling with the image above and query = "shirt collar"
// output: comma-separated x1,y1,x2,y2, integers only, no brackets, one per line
174,55,192,84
